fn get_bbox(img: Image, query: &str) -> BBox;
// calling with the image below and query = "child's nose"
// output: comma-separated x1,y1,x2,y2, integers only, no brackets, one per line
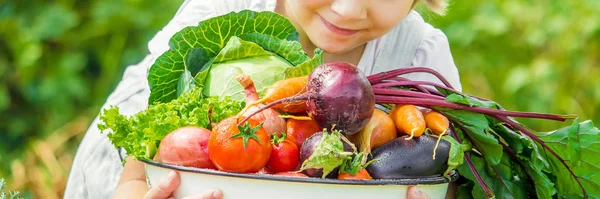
331,0,368,20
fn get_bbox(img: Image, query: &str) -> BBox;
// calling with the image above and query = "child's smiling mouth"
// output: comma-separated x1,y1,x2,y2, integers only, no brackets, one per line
319,16,359,36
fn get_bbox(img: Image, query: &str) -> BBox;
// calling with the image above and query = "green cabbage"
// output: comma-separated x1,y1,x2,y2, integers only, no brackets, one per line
147,10,323,104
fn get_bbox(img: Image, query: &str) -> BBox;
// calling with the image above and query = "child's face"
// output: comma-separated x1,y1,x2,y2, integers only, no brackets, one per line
286,0,415,54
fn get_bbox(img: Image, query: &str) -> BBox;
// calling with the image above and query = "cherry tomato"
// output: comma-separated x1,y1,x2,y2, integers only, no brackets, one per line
267,133,300,173
208,117,271,173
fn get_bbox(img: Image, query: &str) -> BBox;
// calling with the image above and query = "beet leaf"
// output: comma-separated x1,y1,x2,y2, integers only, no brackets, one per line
535,119,600,198
437,108,504,165
368,67,596,198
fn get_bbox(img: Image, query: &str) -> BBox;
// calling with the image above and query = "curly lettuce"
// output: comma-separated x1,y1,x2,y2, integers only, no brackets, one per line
98,87,244,160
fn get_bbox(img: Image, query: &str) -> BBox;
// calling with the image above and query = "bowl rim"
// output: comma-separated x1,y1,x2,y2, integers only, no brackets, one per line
141,159,459,185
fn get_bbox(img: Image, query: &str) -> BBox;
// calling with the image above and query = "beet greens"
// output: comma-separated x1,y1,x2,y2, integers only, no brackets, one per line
368,66,596,199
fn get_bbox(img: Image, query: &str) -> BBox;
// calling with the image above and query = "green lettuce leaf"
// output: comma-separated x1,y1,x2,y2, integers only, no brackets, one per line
98,87,244,160
148,10,321,104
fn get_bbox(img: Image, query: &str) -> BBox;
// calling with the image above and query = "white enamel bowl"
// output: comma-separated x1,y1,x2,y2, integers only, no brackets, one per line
142,159,458,199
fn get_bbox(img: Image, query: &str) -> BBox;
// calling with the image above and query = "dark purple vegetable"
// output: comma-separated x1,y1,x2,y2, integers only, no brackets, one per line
299,131,353,178
304,62,375,135
366,135,450,178
239,62,375,136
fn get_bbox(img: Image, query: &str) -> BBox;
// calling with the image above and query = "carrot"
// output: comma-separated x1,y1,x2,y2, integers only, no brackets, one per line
338,169,373,180
247,76,308,113
389,104,426,140
421,109,450,160
422,109,449,135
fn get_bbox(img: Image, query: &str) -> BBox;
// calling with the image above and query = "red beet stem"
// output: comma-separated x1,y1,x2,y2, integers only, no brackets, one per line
500,142,537,193
373,80,495,102
375,96,572,122
237,94,311,126
372,88,445,100
367,67,455,89
384,77,432,94
493,116,588,198
451,119,512,197
449,123,495,198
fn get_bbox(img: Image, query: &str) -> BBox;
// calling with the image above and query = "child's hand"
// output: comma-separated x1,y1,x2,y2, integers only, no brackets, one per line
144,170,223,199
407,186,431,199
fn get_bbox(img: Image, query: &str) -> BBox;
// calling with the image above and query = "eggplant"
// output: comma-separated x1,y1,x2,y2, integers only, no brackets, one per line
366,135,450,178
299,131,354,178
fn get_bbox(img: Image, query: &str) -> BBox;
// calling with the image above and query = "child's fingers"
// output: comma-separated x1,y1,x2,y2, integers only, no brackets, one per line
407,186,431,199
144,170,181,199
181,189,223,199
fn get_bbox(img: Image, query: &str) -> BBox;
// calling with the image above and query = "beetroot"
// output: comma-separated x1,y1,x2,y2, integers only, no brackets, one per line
305,62,375,135
299,131,354,178
239,62,375,136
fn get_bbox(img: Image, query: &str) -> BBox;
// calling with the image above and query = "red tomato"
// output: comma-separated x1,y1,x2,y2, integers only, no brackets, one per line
208,117,271,173
286,118,321,148
267,133,300,173
337,169,373,180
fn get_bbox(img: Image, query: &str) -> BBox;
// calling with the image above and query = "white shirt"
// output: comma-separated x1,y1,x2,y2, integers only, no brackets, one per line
63,0,461,198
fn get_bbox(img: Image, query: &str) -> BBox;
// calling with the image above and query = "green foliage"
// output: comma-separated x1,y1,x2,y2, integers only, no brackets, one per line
98,87,244,160
148,10,322,104
536,120,600,198
0,179,23,199
418,0,600,132
0,0,183,181
299,128,355,178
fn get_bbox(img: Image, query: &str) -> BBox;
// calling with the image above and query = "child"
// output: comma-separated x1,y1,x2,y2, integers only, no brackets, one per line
63,0,460,198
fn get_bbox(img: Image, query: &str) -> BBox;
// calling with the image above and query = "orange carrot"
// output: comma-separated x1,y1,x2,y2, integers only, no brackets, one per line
248,76,308,113
421,109,450,160
389,104,426,140
422,109,449,135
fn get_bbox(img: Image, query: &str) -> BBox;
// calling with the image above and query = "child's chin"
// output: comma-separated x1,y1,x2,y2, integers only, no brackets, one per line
317,43,353,54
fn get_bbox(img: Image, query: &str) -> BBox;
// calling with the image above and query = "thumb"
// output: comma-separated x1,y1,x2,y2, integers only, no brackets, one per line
145,170,181,199
407,186,431,199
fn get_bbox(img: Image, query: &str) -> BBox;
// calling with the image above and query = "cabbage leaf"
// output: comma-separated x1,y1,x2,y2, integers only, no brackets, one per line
148,10,323,104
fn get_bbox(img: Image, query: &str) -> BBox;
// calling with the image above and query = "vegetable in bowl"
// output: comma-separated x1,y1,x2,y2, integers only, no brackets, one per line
98,9,600,199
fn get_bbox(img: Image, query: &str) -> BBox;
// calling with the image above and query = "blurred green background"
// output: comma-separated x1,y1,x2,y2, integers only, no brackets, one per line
0,0,598,198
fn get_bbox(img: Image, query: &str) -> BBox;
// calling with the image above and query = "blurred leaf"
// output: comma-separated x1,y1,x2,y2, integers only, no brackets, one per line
31,5,79,40
0,0,184,196
0,85,9,111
